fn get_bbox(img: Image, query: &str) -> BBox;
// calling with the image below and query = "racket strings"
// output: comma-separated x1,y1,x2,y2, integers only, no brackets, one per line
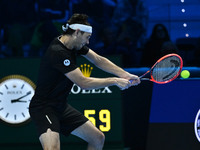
152,56,181,82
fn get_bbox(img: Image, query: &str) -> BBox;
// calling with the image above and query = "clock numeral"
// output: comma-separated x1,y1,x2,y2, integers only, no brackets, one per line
21,84,25,89
22,113,25,117
27,91,31,95
5,113,9,118
0,92,3,95
0,108,3,111
14,114,17,120
4,84,8,89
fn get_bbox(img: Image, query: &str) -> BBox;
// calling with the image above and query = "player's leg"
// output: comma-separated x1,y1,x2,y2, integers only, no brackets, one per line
29,107,62,150
71,120,105,150
39,128,60,150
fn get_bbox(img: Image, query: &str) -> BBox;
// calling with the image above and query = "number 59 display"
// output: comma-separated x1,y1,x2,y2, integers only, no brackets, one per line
84,109,111,132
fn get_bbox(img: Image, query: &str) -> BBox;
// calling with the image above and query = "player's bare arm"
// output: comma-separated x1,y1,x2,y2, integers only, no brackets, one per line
83,49,140,85
65,68,131,90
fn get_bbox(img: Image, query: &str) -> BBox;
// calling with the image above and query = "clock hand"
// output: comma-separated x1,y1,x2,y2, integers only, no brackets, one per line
15,100,27,103
11,91,31,103
11,100,27,103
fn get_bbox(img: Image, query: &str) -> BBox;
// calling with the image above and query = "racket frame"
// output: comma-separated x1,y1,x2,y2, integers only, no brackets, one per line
140,53,183,84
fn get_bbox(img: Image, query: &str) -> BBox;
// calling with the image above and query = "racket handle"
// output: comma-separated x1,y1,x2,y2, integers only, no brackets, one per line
140,78,150,80
129,78,149,83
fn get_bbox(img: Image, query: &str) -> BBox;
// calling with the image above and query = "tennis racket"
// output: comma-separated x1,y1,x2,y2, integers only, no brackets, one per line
131,53,183,84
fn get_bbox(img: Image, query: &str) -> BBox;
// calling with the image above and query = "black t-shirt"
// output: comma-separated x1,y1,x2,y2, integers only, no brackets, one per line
29,37,89,112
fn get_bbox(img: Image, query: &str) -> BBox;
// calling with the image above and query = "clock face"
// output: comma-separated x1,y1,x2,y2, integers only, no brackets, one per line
0,75,35,125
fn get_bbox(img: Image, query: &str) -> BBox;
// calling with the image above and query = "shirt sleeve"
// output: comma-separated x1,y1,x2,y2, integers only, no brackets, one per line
51,50,77,74
77,46,89,55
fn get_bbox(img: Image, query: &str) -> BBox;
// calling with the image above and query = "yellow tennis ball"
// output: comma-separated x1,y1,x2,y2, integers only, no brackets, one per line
181,70,190,78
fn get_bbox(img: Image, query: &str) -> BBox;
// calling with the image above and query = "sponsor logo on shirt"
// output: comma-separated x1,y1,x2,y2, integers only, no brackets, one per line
64,59,70,66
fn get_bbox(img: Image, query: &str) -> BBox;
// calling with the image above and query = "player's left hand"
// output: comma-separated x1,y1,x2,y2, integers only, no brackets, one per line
128,74,141,86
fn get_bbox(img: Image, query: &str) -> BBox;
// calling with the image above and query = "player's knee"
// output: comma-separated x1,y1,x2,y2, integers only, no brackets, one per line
92,132,105,147
98,132,105,145
40,129,60,150
43,144,60,150
43,142,60,150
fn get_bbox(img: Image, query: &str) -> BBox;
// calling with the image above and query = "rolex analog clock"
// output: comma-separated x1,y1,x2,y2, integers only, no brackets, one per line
0,75,35,125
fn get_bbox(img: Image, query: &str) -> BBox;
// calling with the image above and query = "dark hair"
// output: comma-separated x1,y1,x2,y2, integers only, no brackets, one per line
63,13,91,35
150,24,170,41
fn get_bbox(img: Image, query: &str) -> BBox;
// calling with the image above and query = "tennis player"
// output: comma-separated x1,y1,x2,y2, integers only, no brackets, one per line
29,13,140,150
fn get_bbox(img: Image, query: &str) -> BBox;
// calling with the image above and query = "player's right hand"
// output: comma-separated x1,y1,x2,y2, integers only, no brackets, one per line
115,78,131,90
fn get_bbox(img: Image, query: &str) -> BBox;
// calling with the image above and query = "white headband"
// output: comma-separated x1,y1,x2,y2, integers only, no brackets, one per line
62,23,92,33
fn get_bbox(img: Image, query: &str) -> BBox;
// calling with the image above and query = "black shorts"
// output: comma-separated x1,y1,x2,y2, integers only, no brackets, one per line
29,104,88,137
